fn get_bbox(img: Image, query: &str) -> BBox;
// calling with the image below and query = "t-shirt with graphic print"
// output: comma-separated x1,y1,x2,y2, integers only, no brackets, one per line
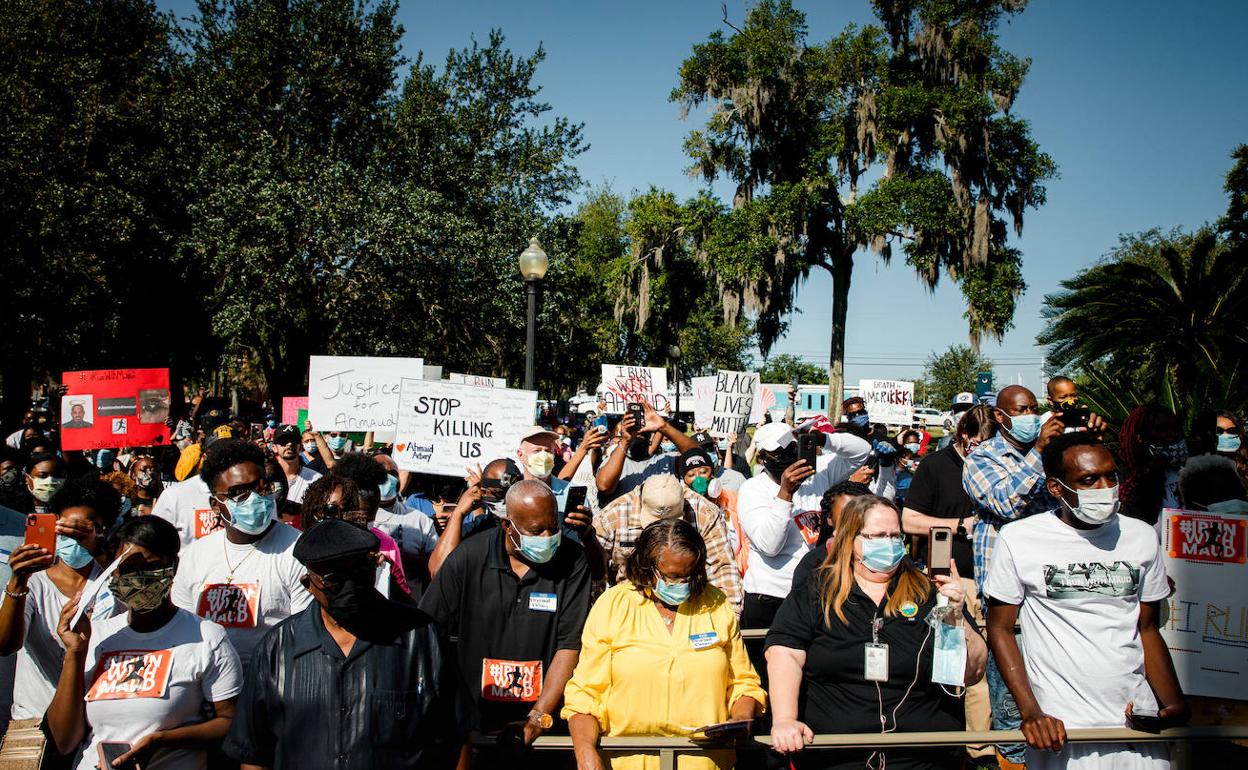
77,608,242,770
984,510,1169,729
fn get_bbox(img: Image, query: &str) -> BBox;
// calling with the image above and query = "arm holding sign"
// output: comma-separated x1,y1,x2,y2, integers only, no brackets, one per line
1137,601,1187,728
303,421,336,471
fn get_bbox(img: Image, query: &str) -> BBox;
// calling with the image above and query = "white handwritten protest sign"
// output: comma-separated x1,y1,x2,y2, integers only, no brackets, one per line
691,376,717,428
1160,507,1248,700
709,371,759,437
598,365,669,414
858,379,914,426
308,356,424,435
448,372,507,388
392,378,538,475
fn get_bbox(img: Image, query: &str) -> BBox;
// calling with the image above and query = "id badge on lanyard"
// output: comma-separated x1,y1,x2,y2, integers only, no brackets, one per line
864,615,889,682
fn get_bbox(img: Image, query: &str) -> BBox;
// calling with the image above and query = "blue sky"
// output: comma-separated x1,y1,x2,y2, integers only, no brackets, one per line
157,0,1248,401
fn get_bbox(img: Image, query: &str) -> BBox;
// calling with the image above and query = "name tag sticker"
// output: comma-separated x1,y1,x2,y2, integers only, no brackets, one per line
529,592,558,612
865,642,889,682
689,631,719,650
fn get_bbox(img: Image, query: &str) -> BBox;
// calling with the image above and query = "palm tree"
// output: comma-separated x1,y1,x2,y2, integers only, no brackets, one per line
1038,229,1248,419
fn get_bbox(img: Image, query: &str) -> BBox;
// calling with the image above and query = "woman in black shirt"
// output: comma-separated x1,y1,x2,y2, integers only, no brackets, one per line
765,495,987,770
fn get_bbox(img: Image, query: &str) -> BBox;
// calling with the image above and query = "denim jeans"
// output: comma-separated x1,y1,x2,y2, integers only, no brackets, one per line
985,634,1027,764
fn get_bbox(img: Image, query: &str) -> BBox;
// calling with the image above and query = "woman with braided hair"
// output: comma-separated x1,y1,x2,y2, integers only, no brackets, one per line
1118,403,1186,529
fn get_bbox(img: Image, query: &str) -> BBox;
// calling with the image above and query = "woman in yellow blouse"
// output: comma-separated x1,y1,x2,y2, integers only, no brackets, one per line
563,517,765,770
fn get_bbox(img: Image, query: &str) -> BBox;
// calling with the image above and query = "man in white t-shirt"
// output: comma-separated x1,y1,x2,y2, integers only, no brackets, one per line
172,439,312,669
151,475,217,548
736,422,870,631
984,433,1187,770
270,424,321,504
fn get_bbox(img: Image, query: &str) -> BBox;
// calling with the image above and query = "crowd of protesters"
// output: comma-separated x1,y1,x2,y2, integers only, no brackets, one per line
0,378,1244,770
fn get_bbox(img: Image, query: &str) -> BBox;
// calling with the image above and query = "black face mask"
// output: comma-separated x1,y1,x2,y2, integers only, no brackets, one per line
316,564,380,627
627,437,651,462
762,448,798,480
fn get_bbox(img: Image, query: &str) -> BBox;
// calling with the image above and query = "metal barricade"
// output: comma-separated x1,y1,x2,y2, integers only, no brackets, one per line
473,726,1248,770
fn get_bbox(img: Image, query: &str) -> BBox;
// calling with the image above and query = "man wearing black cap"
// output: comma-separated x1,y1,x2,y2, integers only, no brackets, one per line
270,423,322,504
421,480,590,767
224,519,466,770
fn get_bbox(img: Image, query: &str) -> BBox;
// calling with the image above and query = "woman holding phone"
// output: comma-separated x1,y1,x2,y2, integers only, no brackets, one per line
765,495,987,770
562,518,765,770
0,479,121,757
46,515,241,769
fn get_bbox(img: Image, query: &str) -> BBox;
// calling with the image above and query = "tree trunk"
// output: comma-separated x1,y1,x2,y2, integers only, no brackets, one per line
826,249,854,421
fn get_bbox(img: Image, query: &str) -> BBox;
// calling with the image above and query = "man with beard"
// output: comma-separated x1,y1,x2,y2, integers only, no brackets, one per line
270,424,322,504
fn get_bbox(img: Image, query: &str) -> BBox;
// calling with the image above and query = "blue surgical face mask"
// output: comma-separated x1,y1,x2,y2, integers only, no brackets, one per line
1218,433,1242,453
1003,413,1041,445
222,492,276,535
378,474,398,501
302,440,318,455
512,528,560,564
904,442,921,454
849,412,870,428
660,441,676,454
654,577,691,606
327,435,347,452
56,534,94,569
717,438,729,452
859,535,906,573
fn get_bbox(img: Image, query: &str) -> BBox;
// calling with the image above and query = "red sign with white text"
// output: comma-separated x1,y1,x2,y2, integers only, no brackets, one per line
1167,511,1247,564
59,369,171,451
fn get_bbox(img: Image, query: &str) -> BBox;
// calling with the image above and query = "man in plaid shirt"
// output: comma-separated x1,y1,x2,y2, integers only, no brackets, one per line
594,473,743,613
962,384,1106,767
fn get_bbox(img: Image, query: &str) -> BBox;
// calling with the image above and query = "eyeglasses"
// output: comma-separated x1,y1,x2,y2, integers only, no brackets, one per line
858,532,904,542
653,570,691,585
211,479,273,504
1216,426,1242,436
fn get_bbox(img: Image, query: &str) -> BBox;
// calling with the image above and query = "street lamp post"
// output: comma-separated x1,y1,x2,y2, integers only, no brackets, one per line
518,237,549,392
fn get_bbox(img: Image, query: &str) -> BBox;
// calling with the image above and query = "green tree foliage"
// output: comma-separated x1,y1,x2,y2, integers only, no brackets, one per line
922,345,993,408
1039,226,1248,423
565,188,755,387
756,355,827,385
670,0,1054,418
0,0,200,422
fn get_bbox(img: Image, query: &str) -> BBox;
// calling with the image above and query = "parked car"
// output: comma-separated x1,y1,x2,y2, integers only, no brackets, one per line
912,407,945,429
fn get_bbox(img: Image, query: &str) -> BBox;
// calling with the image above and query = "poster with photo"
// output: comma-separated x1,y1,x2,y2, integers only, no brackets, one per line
60,369,171,451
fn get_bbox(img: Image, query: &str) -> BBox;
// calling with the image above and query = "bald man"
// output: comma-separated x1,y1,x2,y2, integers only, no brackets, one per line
420,480,590,766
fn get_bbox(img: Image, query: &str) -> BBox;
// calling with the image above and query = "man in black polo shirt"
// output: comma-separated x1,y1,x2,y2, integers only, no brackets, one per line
420,479,590,767
223,520,467,769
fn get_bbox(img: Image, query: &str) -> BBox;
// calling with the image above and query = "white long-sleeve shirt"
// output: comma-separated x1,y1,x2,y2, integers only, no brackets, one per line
737,433,871,598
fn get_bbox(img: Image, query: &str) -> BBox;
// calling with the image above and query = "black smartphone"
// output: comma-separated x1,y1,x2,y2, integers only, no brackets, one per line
564,485,588,515
798,432,822,468
928,526,953,578
626,402,644,430
1060,405,1090,429
97,741,137,769
1126,711,1164,734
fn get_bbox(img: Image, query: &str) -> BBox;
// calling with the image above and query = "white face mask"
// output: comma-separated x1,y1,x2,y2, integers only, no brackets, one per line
525,450,555,480
1057,480,1119,525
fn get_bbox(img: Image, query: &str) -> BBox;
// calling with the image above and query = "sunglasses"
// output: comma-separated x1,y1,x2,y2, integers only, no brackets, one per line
1216,426,1242,436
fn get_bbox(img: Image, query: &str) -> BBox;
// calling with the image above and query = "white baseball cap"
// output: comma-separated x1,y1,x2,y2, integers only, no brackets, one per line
753,423,796,452
518,426,560,445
